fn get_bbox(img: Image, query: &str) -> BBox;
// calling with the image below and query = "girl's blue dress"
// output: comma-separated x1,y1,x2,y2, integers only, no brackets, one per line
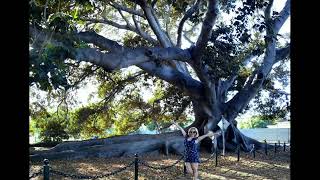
184,137,200,163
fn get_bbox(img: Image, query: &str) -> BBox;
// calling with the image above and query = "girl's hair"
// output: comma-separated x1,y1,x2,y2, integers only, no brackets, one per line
187,127,199,137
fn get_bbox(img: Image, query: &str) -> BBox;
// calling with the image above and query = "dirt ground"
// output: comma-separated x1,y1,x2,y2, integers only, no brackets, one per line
30,148,290,180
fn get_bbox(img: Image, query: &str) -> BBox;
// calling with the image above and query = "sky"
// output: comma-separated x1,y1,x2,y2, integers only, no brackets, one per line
30,0,290,122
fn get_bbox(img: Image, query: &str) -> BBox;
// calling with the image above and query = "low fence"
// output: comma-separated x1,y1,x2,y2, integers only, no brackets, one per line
29,140,290,179
240,128,290,143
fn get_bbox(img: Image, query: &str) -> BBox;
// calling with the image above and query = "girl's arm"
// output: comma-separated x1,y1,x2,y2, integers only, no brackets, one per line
172,121,187,137
196,130,222,143
195,131,215,144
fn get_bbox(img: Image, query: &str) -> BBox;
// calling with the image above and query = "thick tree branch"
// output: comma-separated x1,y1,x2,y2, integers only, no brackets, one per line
132,14,144,35
137,62,203,97
164,5,175,46
70,48,140,70
71,47,191,71
222,75,238,93
142,5,172,47
189,62,218,108
144,47,192,61
131,14,156,45
186,0,219,102
226,59,284,116
151,7,162,32
193,0,218,61
226,44,289,111
43,0,49,21
267,89,290,96
31,25,123,53
76,31,125,53
242,45,289,90
140,3,191,75
108,1,160,44
217,75,238,104
188,60,214,97
30,26,192,73
151,0,158,8
264,0,273,21
176,0,201,48
29,26,69,50
275,45,290,63
117,9,131,26
81,18,158,45
225,0,290,115
124,0,190,75
259,0,290,76
274,0,291,33
208,80,217,106
128,0,171,47
109,1,145,17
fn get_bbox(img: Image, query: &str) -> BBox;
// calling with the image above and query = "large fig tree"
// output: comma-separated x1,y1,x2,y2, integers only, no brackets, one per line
29,0,290,161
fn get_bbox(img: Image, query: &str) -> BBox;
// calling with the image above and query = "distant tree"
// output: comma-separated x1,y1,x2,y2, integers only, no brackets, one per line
239,115,276,129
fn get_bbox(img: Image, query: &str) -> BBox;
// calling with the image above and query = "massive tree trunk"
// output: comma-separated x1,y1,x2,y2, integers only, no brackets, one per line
29,122,263,162
30,132,186,162
187,97,265,153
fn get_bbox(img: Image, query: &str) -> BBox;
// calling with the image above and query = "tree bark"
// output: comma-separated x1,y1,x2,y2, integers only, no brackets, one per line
30,132,186,162
30,120,266,162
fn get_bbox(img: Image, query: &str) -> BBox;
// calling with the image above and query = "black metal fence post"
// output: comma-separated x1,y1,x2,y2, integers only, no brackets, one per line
274,142,277,154
43,159,50,180
183,164,187,175
237,144,240,162
164,141,169,156
215,146,218,167
284,142,286,152
264,140,268,155
134,154,138,180
211,143,214,154
252,144,256,158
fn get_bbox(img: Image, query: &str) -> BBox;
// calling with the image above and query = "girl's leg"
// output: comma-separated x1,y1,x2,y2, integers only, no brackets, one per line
185,162,193,177
191,163,199,180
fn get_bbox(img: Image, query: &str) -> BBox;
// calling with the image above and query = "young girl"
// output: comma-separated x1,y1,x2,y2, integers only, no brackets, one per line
172,121,215,180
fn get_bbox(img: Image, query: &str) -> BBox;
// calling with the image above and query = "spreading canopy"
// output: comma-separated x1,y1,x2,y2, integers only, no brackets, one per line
29,0,290,139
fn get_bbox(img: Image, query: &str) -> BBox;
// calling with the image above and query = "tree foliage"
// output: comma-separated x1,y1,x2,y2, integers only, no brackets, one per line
239,115,277,129
30,108,69,142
